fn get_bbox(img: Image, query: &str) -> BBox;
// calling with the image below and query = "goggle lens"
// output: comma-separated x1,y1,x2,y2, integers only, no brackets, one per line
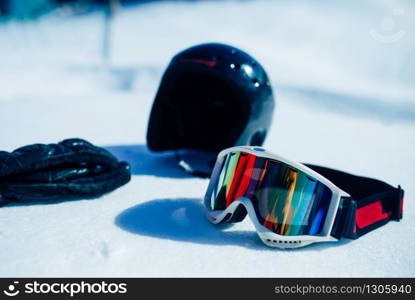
209,151,333,236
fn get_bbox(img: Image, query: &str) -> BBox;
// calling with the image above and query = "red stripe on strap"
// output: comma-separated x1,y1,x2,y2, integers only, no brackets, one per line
356,201,392,229
226,154,248,207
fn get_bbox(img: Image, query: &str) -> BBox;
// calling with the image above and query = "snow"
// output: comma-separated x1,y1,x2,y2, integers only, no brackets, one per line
0,0,414,277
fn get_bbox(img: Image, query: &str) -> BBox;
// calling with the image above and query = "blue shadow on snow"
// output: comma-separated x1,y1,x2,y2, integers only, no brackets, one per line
115,198,352,251
105,144,191,178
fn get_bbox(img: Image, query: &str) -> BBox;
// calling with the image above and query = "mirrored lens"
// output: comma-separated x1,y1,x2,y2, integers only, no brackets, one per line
209,151,333,236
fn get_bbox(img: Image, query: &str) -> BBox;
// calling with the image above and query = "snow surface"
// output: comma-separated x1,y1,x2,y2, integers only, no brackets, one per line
0,0,414,277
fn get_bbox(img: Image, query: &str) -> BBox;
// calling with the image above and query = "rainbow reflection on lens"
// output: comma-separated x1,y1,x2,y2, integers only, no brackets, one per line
210,151,333,236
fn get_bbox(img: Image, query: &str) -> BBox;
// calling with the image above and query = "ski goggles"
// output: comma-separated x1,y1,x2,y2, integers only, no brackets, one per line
203,146,404,248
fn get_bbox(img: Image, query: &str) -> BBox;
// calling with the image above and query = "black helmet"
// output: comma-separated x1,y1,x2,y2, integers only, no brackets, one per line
147,43,275,157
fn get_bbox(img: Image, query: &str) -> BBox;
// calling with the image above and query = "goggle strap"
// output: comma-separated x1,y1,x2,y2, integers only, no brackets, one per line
351,187,402,238
331,197,357,239
304,164,403,240
329,182,403,239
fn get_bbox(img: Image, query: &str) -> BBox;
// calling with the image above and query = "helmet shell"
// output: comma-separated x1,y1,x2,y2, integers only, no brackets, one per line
147,43,275,153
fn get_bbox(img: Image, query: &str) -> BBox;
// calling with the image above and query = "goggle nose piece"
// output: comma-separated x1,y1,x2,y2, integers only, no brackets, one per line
221,203,248,223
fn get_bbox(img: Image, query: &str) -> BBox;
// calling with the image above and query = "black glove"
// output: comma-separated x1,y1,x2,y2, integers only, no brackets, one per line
0,138,131,205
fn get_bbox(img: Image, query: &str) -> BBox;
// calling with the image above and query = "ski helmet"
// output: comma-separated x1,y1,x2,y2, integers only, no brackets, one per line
147,43,275,156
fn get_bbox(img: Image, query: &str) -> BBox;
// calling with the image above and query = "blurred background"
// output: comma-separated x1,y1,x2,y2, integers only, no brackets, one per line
0,0,414,111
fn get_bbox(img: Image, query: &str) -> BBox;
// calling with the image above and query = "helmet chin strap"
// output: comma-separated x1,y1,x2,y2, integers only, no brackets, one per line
174,150,212,179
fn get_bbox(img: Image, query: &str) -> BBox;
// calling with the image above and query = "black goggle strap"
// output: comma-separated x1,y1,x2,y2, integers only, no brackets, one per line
304,164,404,240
